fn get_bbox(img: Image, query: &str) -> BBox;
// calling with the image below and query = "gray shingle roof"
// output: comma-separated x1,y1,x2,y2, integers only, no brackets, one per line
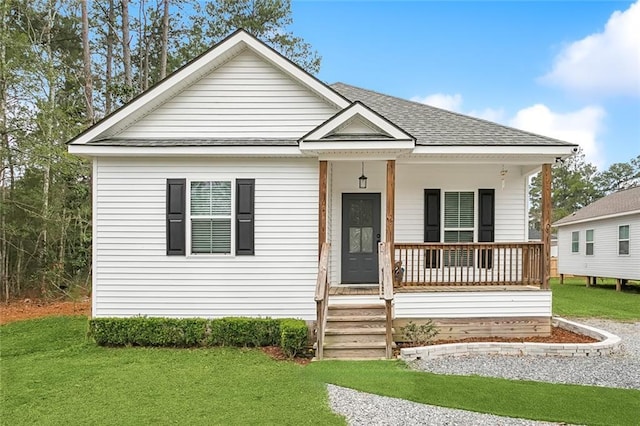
87,138,299,146
331,83,578,147
554,186,640,226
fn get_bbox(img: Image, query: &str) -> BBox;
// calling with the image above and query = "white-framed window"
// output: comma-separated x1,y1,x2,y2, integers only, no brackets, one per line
619,225,630,255
189,180,232,254
571,231,579,253
586,229,594,256
443,191,474,266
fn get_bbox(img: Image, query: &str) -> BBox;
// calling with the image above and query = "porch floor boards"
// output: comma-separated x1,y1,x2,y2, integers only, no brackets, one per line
329,285,543,295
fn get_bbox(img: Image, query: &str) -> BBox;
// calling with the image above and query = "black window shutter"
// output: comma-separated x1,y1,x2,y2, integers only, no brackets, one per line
166,179,186,255
478,188,495,268
424,189,441,268
236,179,255,255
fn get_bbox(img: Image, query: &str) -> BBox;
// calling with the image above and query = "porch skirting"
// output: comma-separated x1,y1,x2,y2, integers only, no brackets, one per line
394,316,551,341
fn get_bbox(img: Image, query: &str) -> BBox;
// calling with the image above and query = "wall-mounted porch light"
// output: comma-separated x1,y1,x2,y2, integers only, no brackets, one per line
358,162,368,189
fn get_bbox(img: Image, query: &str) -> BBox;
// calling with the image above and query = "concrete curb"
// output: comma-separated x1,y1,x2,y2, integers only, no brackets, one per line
400,316,621,361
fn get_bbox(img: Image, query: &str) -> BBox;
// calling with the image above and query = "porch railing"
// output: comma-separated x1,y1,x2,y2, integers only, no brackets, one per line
378,242,394,359
314,242,330,360
394,242,543,287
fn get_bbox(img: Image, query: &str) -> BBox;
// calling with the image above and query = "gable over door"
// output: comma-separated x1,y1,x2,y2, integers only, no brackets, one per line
342,193,381,283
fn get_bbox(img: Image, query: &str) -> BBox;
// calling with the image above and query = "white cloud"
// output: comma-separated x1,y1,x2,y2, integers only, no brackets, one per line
509,104,606,167
541,0,640,96
411,93,463,111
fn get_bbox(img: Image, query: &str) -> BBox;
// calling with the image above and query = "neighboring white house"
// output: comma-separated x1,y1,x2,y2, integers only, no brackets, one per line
67,30,577,358
554,186,640,289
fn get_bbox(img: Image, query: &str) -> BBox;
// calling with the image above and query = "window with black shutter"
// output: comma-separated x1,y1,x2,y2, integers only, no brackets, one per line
424,189,441,268
478,189,495,268
166,179,186,255
236,179,255,255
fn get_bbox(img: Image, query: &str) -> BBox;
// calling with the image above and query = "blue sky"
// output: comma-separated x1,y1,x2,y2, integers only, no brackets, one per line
289,1,640,169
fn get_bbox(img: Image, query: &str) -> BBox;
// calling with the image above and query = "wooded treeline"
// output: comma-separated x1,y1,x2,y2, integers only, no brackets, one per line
0,0,319,301
0,1,637,302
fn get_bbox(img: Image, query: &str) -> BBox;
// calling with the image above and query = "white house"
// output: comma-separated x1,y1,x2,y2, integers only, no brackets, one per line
68,30,577,359
554,186,640,290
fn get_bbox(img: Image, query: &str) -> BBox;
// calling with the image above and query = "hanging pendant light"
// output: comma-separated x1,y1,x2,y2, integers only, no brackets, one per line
359,162,368,189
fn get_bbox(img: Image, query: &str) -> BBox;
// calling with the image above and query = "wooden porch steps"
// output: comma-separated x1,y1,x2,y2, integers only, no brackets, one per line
322,302,393,360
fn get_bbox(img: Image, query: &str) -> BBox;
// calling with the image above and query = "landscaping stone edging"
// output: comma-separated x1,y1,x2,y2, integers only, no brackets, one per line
400,317,621,361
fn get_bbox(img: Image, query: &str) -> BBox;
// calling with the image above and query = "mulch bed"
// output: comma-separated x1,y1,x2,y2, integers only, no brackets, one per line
0,299,91,325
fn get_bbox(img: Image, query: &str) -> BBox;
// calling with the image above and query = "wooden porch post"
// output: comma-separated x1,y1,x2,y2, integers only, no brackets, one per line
541,163,552,290
319,161,328,259
386,160,395,255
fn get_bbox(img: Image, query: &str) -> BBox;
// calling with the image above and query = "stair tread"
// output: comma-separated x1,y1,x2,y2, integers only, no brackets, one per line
324,342,387,349
328,303,385,310
327,315,386,321
325,328,387,335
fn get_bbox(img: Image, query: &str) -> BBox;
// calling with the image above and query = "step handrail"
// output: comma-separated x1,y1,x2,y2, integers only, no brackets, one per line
314,242,330,360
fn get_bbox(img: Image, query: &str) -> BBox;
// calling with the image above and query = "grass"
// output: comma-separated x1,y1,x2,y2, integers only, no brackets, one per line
305,361,640,426
551,277,640,320
1,317,343,425
3,316,640,425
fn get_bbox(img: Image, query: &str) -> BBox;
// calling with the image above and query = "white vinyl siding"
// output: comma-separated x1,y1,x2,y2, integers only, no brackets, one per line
557,215,640,280
585,229,594,256
619,225,630,255
571,231,579,253
190,181,232,254
394,290,551,318
93,157,319,319
116,50,337,139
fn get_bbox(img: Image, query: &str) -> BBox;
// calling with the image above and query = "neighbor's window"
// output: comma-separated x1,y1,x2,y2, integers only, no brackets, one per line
619,225,630,255
586,229,594,256
444,191,474,266
571,231,579,253
190,181,232,254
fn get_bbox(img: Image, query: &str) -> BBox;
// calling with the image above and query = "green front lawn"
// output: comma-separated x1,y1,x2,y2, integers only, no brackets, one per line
3,316,640,425
551,277,640,320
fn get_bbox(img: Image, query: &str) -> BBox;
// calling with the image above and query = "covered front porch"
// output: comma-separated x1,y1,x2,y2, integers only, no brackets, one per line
314,157,554,359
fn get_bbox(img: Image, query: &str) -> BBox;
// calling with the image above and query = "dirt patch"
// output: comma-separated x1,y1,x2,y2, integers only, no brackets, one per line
261,346,312,365
0,299,91,325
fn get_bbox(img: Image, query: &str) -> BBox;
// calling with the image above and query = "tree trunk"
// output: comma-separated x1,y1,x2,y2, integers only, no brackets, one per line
159,0,169,79
81,0,93,124
105,0,114,114
121,0,132,89
0,0,9,301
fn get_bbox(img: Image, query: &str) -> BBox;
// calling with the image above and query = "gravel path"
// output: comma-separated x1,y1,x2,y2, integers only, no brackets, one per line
327,319,639,425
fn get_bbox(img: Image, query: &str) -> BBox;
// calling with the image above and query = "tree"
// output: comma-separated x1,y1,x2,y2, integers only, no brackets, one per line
81,0,93,124
595,155,640,193
529,150,602,230
179,0,321,74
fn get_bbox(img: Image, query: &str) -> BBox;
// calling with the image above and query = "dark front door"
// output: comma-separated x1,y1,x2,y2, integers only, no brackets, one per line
341,193,381,283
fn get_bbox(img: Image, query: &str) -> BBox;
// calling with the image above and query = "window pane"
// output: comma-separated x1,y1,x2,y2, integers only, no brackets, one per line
211,181,231,215
619,240,629,255
586,243,594,256
571,231,579,253
191,218,231,254
361,227,374,253
459,192,474,228
586,230,594,242
619,225,629,240
349,227,361,253
444,193,459,228
191,181,231,216
191,182,212,216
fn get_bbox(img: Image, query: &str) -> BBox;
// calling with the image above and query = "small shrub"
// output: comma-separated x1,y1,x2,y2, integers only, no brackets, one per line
279,319,308,358
88,317,208,347
400,320,439,346
207,317,280,347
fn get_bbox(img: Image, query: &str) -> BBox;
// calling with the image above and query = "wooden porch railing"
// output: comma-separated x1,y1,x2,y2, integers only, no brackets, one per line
394,242,543,287
378,242,394,359
314,242,330,360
